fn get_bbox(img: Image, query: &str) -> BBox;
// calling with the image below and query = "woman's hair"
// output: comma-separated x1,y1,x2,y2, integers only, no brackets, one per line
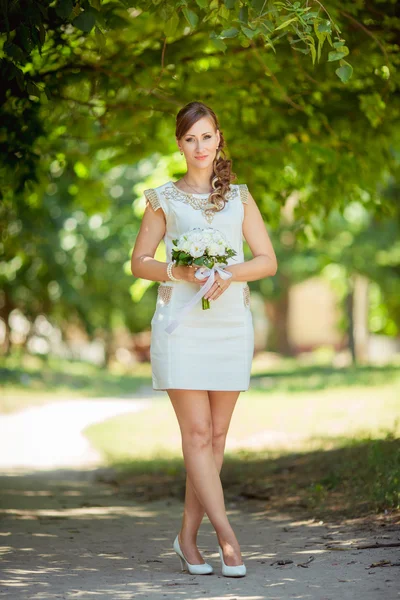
175,101,237,212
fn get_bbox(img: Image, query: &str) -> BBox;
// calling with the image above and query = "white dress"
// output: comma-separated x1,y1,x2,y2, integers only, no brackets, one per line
144,180,254,392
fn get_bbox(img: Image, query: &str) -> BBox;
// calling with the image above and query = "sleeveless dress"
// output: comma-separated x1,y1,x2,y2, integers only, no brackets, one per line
144,180,254,392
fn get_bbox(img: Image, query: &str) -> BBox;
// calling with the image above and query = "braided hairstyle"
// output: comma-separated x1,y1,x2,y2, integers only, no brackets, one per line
175,101,237,212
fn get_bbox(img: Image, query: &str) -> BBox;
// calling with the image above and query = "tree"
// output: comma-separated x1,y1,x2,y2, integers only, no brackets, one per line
1,1,399,358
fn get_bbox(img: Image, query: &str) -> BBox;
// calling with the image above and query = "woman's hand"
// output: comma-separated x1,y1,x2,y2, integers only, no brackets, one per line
173,265,231,301
173,264,204,284
191,266,232,301
202,272,232,301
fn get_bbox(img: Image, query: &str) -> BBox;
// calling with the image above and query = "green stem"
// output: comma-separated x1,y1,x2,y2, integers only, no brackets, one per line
202,297,210,310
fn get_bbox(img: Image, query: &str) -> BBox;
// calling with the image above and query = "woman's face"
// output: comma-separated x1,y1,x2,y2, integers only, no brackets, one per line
177,117,220,168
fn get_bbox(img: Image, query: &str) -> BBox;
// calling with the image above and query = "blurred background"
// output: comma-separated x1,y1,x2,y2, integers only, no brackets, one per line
1,1,399,522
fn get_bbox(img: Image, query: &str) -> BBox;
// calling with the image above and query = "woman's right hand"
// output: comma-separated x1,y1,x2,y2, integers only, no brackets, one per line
174,265,208,285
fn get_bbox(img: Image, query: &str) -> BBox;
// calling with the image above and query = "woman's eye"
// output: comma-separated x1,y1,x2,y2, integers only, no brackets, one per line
186,135,212,142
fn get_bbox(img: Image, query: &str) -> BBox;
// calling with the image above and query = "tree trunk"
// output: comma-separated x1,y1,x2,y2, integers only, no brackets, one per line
0,289,13,356
345,274,356,365
264,274,293,355
353,273,370,364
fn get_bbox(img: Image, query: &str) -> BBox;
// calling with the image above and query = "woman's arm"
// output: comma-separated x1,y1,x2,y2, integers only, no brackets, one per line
131,200,202,285
224,190,278,282
130,202,172,282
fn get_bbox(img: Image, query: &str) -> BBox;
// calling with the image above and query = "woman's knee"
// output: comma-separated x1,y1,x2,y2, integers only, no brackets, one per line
211,428,227,449
182,421,213,450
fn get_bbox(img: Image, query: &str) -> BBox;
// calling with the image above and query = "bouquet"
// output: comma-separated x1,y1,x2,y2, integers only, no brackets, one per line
171,227,237,309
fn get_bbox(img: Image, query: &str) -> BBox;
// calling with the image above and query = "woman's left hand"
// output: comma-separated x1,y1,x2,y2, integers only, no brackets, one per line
196,269,232,301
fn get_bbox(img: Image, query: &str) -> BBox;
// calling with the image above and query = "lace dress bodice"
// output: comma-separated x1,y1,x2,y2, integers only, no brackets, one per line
144,180,249,266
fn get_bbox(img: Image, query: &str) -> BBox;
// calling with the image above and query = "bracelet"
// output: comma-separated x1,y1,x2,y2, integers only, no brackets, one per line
167,261,180,281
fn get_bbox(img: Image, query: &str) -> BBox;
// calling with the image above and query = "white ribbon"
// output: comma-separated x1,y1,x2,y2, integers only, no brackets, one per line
164,264,233,334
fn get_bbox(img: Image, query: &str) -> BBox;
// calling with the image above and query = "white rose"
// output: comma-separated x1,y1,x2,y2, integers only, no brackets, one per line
181,240,191,252
191,234,203,244
208,242,221,256
178,234,188,247
190,242,206,258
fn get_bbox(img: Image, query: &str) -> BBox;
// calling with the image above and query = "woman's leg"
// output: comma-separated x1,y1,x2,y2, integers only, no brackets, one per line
168,389,243,566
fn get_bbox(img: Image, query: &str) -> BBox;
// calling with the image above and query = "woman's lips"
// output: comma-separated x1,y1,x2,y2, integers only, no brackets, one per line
195,156,208,160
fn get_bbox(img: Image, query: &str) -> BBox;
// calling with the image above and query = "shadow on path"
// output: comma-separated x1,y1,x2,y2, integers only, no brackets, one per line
0,467,399,600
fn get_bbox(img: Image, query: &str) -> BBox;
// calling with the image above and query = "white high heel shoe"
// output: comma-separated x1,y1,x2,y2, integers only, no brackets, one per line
218,545,247,577
173,534,213,575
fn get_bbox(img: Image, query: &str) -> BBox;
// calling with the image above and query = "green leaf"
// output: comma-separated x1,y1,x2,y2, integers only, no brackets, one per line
317,20,331,33
27,81,40,98
328,47,349,62
333,41,346,48
224,0,237,8
182,7,198,28
55,0,73,20
241,25,257,39
40,91,49,105
18,24,32,53
239,5,248,23
195,0,208,7
73,10,96,33
218,4,230,19
164,13,179,36
210,38,227,52
292,46,310,55
220,27,239,38
313,20,327,62
309,41,316,65
275,17,297,31
261,29,276,52
95,26,106,50
335,61,353,83
202,9,217,23
16,69,24,91
38,23,46,46
37,3,48,18
251,0,265,12
4,42,26,62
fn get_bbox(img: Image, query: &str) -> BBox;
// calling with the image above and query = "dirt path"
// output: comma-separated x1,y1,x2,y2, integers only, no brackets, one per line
0,397,152,469
0,466,399,600
0,397,399,599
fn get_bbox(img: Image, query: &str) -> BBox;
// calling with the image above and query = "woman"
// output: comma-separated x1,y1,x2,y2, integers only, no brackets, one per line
131,101,277,577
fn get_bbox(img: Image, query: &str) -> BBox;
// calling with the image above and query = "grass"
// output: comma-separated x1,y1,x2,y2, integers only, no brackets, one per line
0,352,152,413
84,364,400,521
94,432,399,522
1,351,399,521
85,378,400,460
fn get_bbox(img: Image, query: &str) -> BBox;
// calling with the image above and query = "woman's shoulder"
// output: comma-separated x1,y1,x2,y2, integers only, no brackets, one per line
234,182,249,204
143,181,182,215
143,182,171,214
